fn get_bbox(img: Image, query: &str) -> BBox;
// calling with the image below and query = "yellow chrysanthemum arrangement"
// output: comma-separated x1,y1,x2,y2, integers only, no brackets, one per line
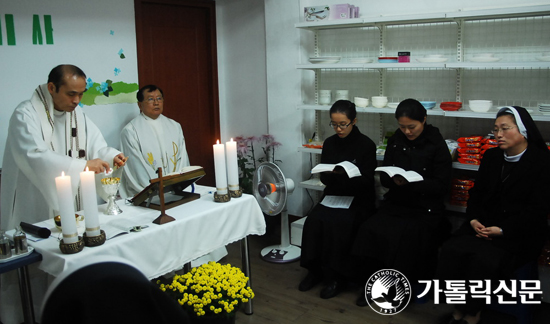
157,262,254,318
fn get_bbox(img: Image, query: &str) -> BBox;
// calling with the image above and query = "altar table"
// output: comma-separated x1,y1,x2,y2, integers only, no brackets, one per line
29,185,265,313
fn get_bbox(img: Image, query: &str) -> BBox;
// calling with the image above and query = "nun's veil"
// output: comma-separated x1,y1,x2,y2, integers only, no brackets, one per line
497,106,549,153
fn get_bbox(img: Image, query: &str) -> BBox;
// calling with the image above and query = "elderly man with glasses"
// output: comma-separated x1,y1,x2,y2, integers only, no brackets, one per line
119,84,190,198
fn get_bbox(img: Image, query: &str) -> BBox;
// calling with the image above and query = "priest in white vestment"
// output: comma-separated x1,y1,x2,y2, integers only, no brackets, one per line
119,84,190,198
120,85,227,267
0,65,126,324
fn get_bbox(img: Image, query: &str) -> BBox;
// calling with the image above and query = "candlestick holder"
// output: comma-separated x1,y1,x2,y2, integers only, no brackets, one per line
59,236,85,254
214,192,231,202
229,187,242,198
83,230,106,247
102,177,122,215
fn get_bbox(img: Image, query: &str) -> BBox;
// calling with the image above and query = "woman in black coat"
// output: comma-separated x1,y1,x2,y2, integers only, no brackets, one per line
299,100,377,299
353,98,452,305
437,106,550,324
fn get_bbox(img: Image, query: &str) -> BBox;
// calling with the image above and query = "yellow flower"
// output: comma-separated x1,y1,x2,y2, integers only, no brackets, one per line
157,261,254,317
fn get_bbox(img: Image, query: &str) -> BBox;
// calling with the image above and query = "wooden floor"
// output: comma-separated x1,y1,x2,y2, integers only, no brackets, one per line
222,228,550,324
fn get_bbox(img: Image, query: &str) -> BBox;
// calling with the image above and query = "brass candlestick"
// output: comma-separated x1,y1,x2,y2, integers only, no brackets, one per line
213,191,231,202
59,236,85,254
229,187,242,198
83,230,106,247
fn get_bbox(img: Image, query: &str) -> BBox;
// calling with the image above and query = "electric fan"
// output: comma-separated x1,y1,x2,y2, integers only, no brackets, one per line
253,162,301,263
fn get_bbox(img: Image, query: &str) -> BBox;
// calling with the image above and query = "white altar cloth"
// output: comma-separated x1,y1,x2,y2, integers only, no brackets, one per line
28,185,266,279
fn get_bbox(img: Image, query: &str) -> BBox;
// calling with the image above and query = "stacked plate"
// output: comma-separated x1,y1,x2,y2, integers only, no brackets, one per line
309,56,341,64
378,57,398,63
440,102,462,111
349,57,373,63
538,103,550,115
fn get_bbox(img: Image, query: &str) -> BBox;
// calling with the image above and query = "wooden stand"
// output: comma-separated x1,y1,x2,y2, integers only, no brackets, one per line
152,168,174,224
130,167,205,224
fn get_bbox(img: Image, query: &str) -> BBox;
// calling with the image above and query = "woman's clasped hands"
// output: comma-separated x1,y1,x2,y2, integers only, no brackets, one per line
470,219,503,240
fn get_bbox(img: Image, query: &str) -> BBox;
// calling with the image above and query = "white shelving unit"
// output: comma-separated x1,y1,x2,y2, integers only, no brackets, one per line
296,5,550,204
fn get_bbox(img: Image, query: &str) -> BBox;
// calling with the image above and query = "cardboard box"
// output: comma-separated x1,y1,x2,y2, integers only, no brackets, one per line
304,6,330,22
329,4,351,20
290,217,307,247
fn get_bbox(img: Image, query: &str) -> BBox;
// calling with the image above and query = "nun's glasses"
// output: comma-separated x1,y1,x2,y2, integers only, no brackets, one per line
491,126,516,135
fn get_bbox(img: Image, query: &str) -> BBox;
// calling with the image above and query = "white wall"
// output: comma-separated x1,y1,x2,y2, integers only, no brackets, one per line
216,0,269,141
0,0,140,166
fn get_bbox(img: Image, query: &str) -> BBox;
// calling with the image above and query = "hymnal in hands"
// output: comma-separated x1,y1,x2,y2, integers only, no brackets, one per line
375,166,423,182
311,161,361,178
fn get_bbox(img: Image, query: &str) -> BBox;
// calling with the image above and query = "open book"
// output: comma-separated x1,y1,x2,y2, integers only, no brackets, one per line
102,218,149,240
311,161,361,178
375,166,423,182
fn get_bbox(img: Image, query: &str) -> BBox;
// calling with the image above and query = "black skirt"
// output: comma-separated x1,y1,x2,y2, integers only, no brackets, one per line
300,202,367,280
352,204,450,282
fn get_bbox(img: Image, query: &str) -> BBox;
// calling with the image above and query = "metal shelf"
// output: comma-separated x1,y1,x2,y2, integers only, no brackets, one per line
295,5,550,29
298,62,550,70
298,105,550,122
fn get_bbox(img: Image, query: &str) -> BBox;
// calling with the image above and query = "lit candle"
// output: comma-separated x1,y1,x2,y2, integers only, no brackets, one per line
226,138,239,191
80,167,100,237
55,172,78,244
213,140,228,195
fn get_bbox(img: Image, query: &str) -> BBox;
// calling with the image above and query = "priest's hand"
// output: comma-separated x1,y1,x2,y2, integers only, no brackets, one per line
113,153,127,168
85,159,111,174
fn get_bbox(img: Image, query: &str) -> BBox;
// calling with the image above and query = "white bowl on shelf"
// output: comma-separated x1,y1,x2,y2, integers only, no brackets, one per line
371,96,388,108
354,97,369,107
469,100,492,112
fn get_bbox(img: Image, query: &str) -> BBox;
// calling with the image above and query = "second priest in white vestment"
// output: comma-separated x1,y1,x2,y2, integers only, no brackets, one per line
119,85,190,198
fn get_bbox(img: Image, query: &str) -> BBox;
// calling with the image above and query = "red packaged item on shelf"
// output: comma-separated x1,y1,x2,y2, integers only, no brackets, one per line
458,157,481,165
452,184,474,191
451,189,470,197
483,138,498,145
451,194,469,201
458,142,482,148
481,144,498,150
452,178,475,187
459,153,482,160
458,136,483,143
457,147,481,154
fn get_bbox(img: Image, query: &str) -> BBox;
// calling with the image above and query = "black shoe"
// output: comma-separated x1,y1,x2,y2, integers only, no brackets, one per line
356,292,368,307
298,272,322,291
320,280,345,299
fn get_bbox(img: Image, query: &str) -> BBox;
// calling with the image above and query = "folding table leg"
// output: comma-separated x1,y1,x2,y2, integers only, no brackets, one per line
17,265,36,324
240,236,253,315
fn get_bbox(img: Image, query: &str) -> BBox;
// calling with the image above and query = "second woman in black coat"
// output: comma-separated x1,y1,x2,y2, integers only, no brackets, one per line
353,98,453,305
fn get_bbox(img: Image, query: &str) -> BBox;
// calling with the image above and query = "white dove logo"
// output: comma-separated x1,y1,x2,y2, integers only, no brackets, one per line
365,269,411,315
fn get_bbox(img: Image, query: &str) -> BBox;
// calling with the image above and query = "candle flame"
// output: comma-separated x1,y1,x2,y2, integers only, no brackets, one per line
85,167,89,172
61,171,65,177
217,139,220,144
230,138,233,142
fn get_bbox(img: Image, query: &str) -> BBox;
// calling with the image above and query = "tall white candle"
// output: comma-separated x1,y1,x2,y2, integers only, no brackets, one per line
226,138,239,191
213,140,228,195
80,167,100,237
55,172,78,244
